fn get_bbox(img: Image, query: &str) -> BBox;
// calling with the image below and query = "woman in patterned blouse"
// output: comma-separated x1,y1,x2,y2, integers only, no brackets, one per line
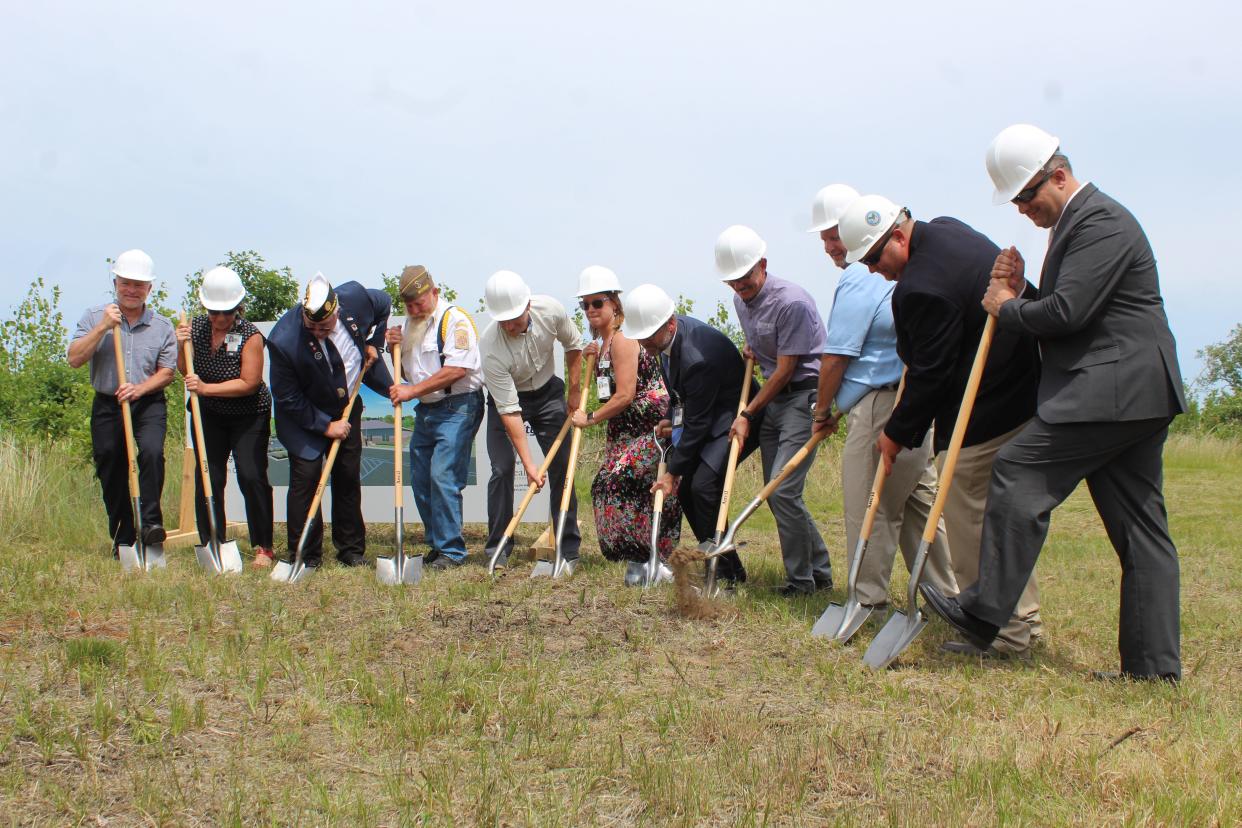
174,266,275,567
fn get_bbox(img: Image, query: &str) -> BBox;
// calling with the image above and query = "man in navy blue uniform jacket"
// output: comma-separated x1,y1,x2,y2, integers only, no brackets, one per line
267,273,393,569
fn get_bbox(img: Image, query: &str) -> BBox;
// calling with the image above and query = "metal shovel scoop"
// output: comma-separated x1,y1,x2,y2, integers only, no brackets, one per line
272,372,364,584
376,340,421,586
486,418,573,574
534,354,596,580
181,314,243,574
813,373,906,641
113,329,166,573
863,317,995,670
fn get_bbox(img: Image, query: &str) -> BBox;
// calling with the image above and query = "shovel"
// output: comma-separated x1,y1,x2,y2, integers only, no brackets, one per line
863,317,996,670
181,313,243,575
376,340,420,586
701,357,754,597
486,418,573,574
812,372,906,641
113,330,166,573
634,427,674,587
271,371,365,584
702,426,832,566
533,354,596,579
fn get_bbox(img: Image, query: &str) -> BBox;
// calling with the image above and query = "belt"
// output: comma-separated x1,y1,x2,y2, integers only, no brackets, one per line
421,388,484,407
873,382,900,392
776,377,818,396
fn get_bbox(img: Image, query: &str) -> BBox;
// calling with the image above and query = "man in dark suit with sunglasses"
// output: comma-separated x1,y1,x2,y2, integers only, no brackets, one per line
921,125,1186,681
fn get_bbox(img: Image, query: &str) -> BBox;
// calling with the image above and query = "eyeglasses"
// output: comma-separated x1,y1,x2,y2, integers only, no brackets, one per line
579,298,609,311
207,308,237,317
1011,168,1055,204
860,224,897,267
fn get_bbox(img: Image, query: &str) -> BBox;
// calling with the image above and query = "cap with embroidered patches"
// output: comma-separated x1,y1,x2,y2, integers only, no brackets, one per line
398,265,435,300
303,272,338,321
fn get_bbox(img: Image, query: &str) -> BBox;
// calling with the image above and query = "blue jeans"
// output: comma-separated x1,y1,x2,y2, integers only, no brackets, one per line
411,390,484,562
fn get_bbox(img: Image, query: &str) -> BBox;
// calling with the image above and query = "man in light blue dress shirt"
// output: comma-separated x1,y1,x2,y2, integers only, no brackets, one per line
807,186,957,611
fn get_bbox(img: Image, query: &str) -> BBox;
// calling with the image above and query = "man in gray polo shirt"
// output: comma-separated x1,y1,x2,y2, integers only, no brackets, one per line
480,270,585,566
715,225,831,595
68,249,177,555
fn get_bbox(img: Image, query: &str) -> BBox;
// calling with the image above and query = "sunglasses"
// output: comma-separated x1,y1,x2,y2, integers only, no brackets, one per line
1011,168,1055,204
207,308,238,317
579,298,609,311
860,224,897,267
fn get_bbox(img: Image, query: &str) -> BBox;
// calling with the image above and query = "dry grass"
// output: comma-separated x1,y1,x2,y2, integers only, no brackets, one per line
0,434,1238,826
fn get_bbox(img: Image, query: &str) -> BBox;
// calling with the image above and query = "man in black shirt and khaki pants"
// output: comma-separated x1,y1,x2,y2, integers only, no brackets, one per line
837,195,1043,657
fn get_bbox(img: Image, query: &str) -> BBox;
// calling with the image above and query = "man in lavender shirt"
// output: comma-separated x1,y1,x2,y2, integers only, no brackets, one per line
715,225,832,595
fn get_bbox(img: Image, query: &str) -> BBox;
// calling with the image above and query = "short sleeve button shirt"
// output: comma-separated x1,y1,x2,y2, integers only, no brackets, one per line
823,263,903,411
732,274,826,382
73,304,177,394
480,295,582,415
399,298,484,402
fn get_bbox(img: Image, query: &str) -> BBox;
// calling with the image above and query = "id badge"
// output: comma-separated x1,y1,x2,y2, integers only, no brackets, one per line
224,333,242,352
670,404,684,445
596,373,611,400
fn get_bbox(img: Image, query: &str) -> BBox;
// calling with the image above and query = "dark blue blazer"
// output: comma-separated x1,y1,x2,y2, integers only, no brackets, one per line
267,281,393,460
663,315,760,477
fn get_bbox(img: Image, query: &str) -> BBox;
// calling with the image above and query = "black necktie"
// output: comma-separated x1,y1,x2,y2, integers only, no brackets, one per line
323,337,345,383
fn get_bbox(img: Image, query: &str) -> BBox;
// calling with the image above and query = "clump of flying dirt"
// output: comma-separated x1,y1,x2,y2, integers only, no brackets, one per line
669,547,734,620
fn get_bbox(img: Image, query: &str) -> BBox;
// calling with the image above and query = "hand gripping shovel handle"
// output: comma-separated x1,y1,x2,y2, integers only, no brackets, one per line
551,353,597,576
704,356,754,590
288,370,366,573
702,426,832,561
486,416,573,572
181,313,224,568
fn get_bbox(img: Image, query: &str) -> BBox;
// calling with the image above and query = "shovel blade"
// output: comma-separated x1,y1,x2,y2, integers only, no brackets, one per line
402,555,422,585
811,601,873,642
218,541,243,573
377,555,422,586
529,559,555,579
552,557,577,579
195,544,222,574
862,609,928,670
270,559,312,584
375,556,399,585
120,543,166,573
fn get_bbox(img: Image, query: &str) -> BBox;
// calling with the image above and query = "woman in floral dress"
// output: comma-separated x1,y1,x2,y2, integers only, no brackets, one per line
569,268,681,578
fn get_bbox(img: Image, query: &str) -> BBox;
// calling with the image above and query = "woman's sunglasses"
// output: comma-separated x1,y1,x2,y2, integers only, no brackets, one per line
579,298,609,311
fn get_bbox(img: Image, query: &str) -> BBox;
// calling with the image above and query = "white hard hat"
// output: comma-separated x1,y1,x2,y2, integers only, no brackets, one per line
111,249,155,282
199,266,246,311
621,283,676,340
714,224,767,282
484,270,532,321
575,265,623,297
807,184,861,233
985,124,1060,205
839,195,904,265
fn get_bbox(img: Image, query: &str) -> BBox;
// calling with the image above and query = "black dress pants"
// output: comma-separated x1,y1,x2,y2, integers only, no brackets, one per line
191,409,274,548
91,392,166,548
484,376,580,559
676,430,761,582
286,402,365,566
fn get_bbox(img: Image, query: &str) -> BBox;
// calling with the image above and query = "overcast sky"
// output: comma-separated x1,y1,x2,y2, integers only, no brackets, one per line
3,0,1238,382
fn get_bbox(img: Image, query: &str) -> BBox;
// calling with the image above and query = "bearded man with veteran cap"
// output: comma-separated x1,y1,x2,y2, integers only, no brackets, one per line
266,273,393,570
384,266,485,570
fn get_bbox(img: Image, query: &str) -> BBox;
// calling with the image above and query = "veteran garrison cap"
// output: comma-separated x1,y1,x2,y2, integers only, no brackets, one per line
302,272,338,321
398,265,435,300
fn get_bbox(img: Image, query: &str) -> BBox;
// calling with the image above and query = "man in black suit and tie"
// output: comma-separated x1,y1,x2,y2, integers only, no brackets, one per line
267,273,394,569
921,124,1186,681
622,283,760,585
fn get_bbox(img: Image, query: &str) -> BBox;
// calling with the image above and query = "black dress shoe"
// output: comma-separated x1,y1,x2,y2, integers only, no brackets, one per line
918,584,999,651
428,556,462,571
814,576,834,592
337,554,368,568
141,524,166,545
423,549,441,565
776,582,814,597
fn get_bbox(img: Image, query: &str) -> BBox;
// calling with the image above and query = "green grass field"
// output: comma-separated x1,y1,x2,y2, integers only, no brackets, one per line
0,433,1238,826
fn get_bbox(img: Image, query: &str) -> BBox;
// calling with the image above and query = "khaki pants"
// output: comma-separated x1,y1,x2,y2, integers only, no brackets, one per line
939,423,1043,653
843,388,958,606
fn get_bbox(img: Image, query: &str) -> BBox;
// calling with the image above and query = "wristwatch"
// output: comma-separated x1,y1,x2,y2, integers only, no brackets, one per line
587,411,594,423
739,410,755,423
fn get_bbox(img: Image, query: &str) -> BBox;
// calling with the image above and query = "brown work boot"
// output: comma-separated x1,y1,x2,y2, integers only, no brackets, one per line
252,546,275,569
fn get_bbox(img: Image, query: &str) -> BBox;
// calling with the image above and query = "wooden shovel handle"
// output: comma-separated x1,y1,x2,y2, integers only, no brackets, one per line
557,354,597,513
714,356,754,537
304,370,366,523
858,370,908,541
498,415,574,540
392,340,402,509
180,312,216,495
920,317,996,544
753,427,831,503
112,327,141,498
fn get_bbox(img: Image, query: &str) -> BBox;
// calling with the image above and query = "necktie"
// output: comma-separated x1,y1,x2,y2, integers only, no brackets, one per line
323,337,346,385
